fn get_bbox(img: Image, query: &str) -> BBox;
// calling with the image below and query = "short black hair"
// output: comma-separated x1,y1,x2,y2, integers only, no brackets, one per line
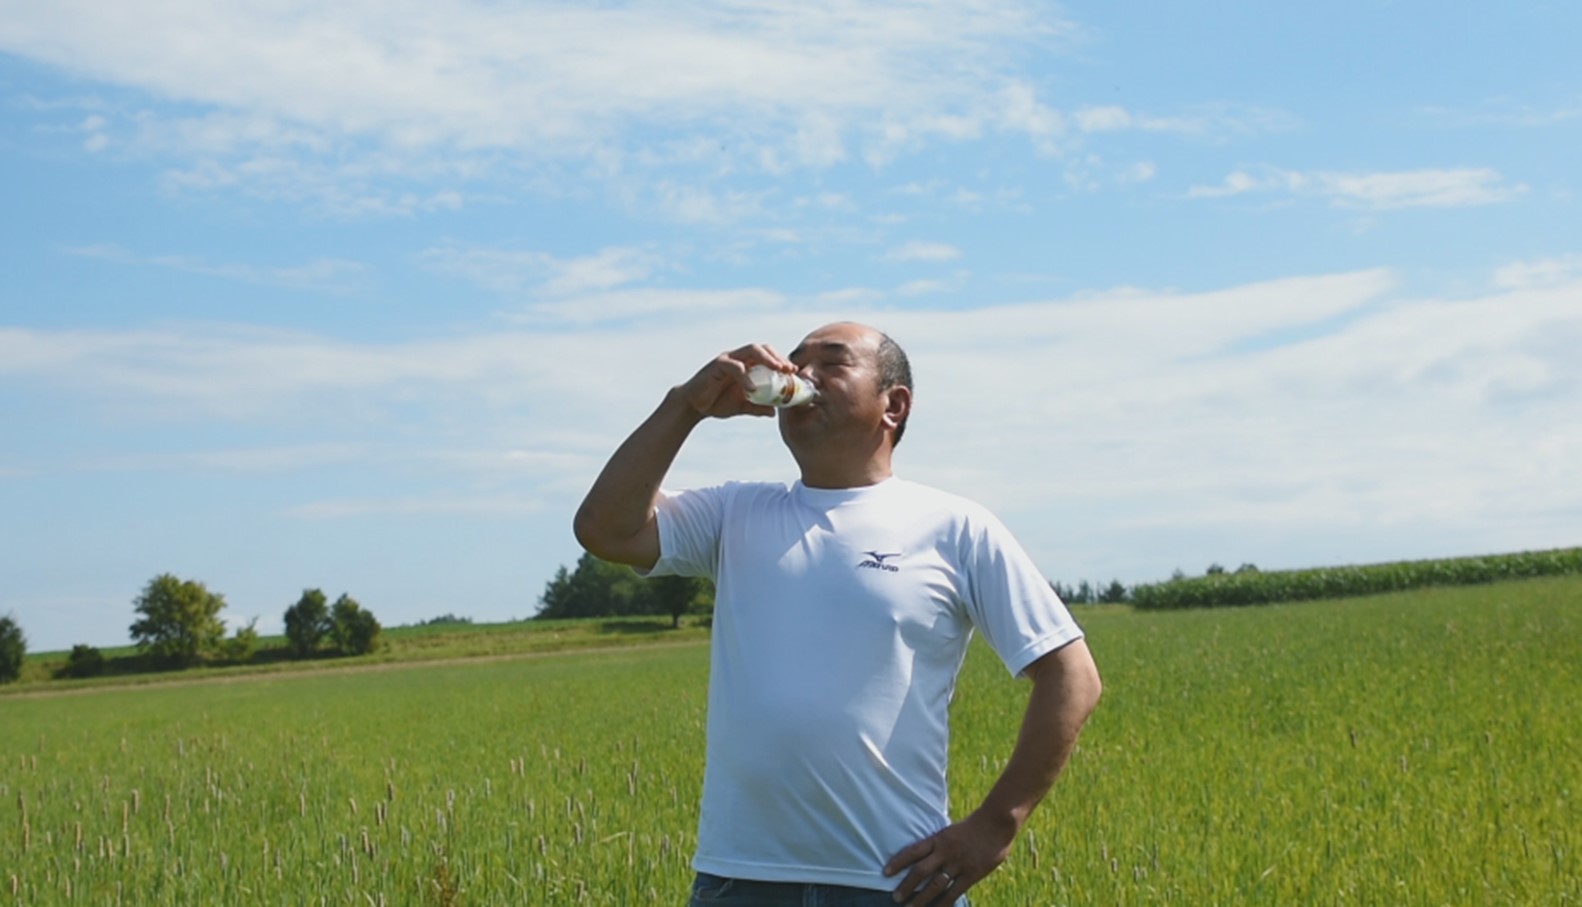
875,332,913,445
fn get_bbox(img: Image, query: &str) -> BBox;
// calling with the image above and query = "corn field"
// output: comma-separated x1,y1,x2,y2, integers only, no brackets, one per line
1131,545,1582,610
3,577,1578,904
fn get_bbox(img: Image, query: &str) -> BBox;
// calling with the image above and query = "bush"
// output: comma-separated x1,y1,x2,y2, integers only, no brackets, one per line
0,614,25,684
416,613,472,627
223,619,260,663
59,644,106,679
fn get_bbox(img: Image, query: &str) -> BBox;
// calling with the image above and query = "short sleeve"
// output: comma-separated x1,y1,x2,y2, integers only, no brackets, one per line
648,485,728,580
960,511,1084,678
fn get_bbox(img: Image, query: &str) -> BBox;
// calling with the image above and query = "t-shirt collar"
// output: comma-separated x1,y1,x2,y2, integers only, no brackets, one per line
791,476,900,508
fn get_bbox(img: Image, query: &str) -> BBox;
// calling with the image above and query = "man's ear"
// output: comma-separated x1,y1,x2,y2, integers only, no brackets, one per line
881,385,911,433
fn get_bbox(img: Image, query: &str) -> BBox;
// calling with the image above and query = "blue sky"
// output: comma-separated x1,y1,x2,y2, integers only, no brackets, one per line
2,1,1578,653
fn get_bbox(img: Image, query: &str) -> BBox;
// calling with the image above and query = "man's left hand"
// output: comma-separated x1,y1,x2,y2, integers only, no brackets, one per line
882,809,1015,905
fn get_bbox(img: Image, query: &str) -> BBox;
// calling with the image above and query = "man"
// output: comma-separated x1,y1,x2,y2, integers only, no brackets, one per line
574,322,1101,906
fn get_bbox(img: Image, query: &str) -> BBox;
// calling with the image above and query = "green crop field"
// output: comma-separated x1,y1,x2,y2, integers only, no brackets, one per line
3,577,1578,905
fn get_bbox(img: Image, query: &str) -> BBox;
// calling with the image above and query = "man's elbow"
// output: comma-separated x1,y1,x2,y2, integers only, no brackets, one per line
1076,658,1102,718
1035,640,1102,719
571,502,620,561
571,502,600,554
571,502,659,570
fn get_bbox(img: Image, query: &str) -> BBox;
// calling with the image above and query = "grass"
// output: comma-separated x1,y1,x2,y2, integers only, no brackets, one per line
2,577,1577,904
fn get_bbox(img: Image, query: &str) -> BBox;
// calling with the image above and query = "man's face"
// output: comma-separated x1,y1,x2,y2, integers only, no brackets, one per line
777,322,890,451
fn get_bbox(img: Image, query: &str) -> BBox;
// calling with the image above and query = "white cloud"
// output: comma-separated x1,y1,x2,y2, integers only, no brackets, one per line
6,267,1580,594
287,495,546,520
0,0,1074,204
1493,254,1582,290
1424,97,1582,128
884,241,963,263
1188,167,1527,209
795,192,856,212
897,279,949,296
793,111,847,168
421,245,664,297
1316,168,1526,209
79,444,369,474
996,81,1065,154
1073,103,1297,137
1186,170,1268,199
1118,161,1157,184
65,244,370,295
510,287,789,326
652,181,766,225
817,287,885,305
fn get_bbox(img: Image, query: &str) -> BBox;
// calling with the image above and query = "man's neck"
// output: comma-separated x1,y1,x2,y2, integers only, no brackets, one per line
796,455,894,490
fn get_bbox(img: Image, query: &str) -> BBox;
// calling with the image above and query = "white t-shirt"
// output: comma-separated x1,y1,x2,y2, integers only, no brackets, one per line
650,476,1083,891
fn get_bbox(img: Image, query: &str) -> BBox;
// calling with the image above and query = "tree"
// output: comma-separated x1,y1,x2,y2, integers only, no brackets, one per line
538,554,716,622
0,614,25,684
329,594,381,655
129,574,227,666
536,553,642,619
1206,563,1227,576
284,588,332,657
643,575,706,629
1100,580,1129,604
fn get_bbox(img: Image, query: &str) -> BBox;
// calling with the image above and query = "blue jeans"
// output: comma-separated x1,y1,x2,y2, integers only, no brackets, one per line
687,872,968,906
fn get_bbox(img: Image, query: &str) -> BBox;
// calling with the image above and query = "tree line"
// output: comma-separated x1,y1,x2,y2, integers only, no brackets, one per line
1054,563,1261,605
0,573,383,685
537,553,712,628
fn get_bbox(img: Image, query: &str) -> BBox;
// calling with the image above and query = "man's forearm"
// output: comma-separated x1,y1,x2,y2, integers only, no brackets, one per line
973,640,1102,835
573,387,704,567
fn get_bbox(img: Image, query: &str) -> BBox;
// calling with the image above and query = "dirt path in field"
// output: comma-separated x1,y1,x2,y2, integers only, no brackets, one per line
0,638,710,701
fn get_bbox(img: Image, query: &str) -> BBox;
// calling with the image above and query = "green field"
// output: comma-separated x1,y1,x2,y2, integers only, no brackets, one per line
3,577,1578,904
11,616,712,689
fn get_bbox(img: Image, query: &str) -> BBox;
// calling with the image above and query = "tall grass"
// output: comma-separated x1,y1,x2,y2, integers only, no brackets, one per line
3,577,1577,904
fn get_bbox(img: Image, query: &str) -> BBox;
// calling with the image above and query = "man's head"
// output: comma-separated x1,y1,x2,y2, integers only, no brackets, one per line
778,322,913,485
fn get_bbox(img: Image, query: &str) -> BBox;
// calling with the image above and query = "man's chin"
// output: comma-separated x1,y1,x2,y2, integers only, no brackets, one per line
776,408,824,445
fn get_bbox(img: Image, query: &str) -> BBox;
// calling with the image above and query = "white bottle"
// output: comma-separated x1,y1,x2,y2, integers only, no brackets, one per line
745,365,818,407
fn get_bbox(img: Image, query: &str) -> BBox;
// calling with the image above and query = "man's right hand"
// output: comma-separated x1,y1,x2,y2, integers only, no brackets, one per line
677,344,797,419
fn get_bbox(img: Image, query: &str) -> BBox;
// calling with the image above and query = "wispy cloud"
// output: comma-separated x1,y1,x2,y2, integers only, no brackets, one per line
1424,97,1582,128
65,244,370,295
1493,253,1582,290
509,287,789,326
1188,167,1527,209
1073,103,1298,137
76,444,370,474
420,245,665,297
884,241,963,263
286,494,546,520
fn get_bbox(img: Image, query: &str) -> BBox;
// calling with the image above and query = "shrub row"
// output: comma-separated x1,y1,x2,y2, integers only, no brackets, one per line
1130,546,1582,611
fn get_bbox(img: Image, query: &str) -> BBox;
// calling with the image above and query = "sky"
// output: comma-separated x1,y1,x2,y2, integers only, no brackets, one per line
2,1,1579,653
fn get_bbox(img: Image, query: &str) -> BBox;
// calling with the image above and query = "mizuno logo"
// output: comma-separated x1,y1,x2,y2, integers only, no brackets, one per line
857,551,902,572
